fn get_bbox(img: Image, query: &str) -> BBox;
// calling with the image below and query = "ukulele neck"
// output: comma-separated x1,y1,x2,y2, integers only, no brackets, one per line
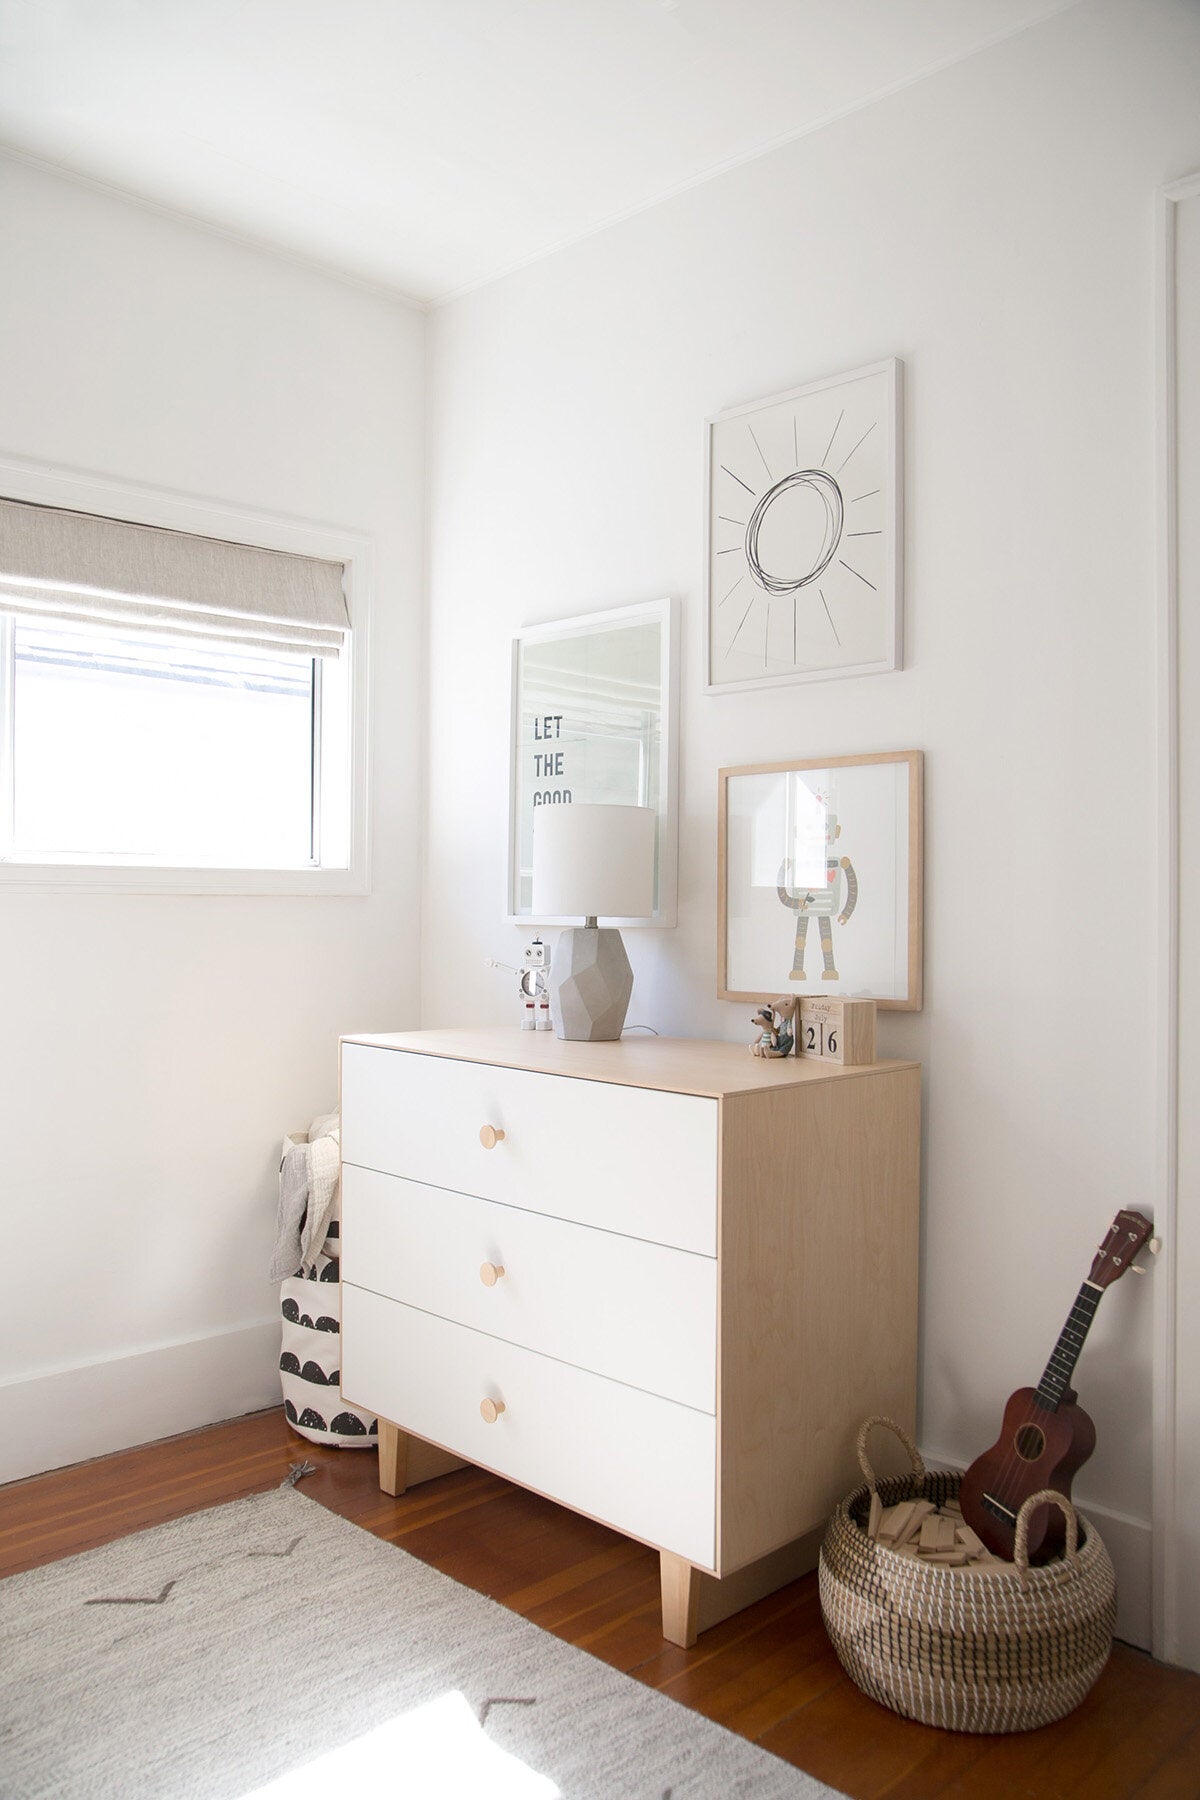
1036,1280,1102,1410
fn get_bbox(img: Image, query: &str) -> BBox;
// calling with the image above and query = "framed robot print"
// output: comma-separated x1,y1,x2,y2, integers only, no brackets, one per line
718,751,923,1010
704,359,902,692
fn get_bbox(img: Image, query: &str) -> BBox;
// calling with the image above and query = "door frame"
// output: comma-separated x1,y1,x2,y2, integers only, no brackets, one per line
1153,170,1200,1669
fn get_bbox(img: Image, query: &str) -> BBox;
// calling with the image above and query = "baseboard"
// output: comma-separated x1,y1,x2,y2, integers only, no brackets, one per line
921,1444,1152,1651
0,1320,282,1487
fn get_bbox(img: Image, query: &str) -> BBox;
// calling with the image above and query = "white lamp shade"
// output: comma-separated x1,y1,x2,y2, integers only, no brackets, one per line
531,804,656,920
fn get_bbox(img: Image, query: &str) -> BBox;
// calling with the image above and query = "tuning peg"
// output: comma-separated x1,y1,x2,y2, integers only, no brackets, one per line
1131,1235,1164,1274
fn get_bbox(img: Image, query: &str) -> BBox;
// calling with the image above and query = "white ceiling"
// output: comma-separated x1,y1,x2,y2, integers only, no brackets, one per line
0,0,1072,306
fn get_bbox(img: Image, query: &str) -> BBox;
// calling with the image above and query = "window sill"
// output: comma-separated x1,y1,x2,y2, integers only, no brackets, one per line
0,861,369,896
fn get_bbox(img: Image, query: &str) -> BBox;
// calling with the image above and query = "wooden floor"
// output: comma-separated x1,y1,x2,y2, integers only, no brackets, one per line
2,1411,1197,1799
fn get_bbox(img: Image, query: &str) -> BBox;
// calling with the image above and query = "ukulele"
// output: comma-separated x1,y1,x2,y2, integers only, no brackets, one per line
958,1208,1155,1563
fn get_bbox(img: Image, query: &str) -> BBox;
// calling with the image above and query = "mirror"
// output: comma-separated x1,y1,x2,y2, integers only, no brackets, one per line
507,598,677,925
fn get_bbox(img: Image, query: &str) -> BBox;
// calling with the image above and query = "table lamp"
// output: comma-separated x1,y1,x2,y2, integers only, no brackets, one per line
531,803,656,1040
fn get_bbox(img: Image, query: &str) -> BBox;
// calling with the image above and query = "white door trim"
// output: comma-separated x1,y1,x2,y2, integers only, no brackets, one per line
1153,170,1200,1669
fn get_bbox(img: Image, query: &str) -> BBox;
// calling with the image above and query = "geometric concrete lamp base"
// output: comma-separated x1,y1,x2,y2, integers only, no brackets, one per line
549,926,633,1041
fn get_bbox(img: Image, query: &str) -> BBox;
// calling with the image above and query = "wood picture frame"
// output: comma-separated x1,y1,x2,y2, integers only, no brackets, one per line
718,750,923,1011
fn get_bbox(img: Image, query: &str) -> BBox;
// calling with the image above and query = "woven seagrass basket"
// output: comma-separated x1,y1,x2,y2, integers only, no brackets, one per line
819,1417,1117,1734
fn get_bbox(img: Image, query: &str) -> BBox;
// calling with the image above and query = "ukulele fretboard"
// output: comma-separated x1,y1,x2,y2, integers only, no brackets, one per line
1036,1281,1101,1408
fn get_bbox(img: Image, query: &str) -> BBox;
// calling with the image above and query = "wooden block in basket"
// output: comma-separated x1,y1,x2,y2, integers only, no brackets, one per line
798,996,876,1065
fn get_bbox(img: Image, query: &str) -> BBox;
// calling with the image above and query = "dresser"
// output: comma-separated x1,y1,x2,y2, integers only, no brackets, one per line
338,1027,920,1644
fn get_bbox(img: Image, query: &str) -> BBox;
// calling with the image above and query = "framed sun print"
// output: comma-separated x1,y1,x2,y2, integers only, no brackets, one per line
718,750,922,1010
507,597,678,926
704,359,902,692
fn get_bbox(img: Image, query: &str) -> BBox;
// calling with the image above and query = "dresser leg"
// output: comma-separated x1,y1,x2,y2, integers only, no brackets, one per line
377,1420,410,1496
659,1552,701,1648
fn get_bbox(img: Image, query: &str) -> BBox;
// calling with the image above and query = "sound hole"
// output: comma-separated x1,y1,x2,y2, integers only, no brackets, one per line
1015,1423,1046,1462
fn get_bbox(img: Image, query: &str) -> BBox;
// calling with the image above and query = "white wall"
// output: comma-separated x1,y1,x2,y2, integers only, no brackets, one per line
0,158,426,1479
425,0,1200,1646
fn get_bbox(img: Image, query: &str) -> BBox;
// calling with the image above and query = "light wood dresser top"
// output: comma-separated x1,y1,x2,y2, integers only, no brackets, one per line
339,1025,918,1099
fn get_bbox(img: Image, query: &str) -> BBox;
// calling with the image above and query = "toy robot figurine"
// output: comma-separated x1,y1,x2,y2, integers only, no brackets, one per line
777,811,858,983
487,940,552,1029
518,937,552,1030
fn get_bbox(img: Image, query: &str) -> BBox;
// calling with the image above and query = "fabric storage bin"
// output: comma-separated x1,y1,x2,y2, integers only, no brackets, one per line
279,1221,377,1448
275,1122,377,1450
819,1417,1116,1734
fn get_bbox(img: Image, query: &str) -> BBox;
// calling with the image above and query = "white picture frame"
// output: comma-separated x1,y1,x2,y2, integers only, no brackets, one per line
704,358,903,692
507,597,679,926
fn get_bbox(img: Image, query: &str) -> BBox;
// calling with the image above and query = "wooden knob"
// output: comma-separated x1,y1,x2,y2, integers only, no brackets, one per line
479,1124,506,1149
479,1262,506,1287
479,1397,506,1424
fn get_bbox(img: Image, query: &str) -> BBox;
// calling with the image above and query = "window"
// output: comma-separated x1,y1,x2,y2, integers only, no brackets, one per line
0,486,366,890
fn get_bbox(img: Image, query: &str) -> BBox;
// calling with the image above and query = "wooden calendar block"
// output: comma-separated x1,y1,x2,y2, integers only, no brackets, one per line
797,997,877,1066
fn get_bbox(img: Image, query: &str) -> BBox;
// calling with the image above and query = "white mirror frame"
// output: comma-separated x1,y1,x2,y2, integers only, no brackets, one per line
506,597,679,927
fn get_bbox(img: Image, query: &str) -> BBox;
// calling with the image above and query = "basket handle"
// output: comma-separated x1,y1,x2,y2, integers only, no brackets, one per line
856,1416,926,1491
1013,1489,1081,1580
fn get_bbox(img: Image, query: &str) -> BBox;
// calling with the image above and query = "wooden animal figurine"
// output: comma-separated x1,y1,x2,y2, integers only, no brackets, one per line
771,994,798,1056
750,1006,779,1057
749,995,798,1058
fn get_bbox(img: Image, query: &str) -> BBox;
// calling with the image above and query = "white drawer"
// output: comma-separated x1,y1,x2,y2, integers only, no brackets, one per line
341,1284,717,1569
340,1164,717,1413
340,1044,717,1256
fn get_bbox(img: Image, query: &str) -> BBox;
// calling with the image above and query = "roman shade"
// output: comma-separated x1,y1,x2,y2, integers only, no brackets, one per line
0,498,349,657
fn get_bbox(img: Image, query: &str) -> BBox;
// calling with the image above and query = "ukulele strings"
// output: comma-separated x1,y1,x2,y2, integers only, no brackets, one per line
990,1282,1088,1514
991,1397,1043,1513
987,1310,1065,1513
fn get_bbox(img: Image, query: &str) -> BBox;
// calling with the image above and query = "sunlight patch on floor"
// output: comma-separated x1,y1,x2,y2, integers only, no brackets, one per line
240,1690,560,1798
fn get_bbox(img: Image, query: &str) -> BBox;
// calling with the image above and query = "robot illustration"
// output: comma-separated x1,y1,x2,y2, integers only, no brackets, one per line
778,812,858,983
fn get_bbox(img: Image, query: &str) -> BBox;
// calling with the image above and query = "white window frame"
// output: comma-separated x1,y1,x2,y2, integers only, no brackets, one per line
0,455,371,895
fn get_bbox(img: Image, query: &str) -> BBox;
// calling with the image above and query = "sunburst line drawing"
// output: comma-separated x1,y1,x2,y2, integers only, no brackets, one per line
706,359,900,688
820,590,840,645
839,558,876,589
729,593,756,649
748,425,773,482
720,463,756,497
717,415,877,659
835,419,875,474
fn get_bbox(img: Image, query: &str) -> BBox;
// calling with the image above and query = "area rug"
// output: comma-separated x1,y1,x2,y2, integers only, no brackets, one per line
0,1481,843,1799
